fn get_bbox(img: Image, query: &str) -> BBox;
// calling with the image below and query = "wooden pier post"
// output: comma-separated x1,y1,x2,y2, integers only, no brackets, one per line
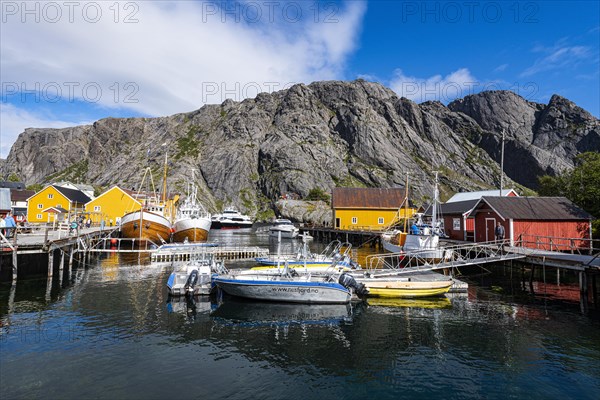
579,271,588,314
69,247,74,269
48,250,54,277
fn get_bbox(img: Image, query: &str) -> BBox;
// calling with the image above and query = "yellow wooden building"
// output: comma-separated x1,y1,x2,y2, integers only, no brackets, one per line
331,187,416,231
27,185,92,223
85,185,142,225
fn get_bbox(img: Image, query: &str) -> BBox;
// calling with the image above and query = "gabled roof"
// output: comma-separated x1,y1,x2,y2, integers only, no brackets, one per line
424,199,479,216
53,185,91,204
471,197,593,220
11,189,35,203
0,181,26,190
42,207,69,214
85,185,141,206
447,189,517,203
332,187,410,209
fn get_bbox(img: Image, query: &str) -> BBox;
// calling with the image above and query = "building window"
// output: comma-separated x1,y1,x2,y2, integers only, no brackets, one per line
351,217,357,224
48,193,54,199
94,206,101,212
37,214,42,219
56,204,62,209
453,218,460,231
37,204,43,209
378,217,384,225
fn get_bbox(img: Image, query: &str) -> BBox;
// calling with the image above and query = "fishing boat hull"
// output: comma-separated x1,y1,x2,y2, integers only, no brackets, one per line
213,275,352,304
360,279,453,298
173,217,211,243
120,210,171,243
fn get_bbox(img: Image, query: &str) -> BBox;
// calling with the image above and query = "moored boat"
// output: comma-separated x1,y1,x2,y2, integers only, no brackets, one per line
268,219,299,239
359,278,453,298
121,155,174,244
121,208,172,243
173,170,212,242
381,171,451,262
213,267,368,304
211,207,253,229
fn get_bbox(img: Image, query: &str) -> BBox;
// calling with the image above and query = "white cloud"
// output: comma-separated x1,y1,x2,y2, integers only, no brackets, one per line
0,103,91,158
520,44,592,77
494,63,508,72
389,68,480,103
0,1,367,155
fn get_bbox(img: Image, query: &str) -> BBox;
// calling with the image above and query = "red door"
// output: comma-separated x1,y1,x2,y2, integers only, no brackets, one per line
485,218,496,242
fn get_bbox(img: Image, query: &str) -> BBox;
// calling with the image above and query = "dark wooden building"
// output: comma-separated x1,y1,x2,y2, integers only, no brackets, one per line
468,196,593,249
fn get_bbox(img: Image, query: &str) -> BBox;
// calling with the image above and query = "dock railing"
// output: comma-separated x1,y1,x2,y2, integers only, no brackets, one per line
364,240,526,275
517,234,599,255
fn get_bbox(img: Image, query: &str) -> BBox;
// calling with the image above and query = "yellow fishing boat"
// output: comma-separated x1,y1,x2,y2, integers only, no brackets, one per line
361,279,453,298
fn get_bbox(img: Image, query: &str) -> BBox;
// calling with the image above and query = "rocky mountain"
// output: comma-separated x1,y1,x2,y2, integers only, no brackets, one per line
2,80,599,218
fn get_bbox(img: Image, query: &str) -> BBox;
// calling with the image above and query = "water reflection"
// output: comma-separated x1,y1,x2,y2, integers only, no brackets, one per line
210,295,355,327
1,231,600,400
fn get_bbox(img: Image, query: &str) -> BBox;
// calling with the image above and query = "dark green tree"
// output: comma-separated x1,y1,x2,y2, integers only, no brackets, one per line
538,152,600,238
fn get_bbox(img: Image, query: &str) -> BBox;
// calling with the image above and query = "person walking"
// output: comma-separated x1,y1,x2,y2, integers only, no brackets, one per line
494,222,505,242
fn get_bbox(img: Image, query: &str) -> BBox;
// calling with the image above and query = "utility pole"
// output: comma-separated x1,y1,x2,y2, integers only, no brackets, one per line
500,128,505,196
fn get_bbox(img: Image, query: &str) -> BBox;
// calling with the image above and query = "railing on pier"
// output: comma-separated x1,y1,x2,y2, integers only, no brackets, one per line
364,240,526,275
516,234,599,255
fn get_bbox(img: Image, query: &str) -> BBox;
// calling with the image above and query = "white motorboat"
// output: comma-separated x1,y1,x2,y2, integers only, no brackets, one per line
173,171,212,242
381,172,451,262
211,207,253,229
213,264,368,304
268,219,299,239
166,254,225,296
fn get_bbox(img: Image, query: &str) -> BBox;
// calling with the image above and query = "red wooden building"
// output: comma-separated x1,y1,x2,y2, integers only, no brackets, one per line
468,196,593,250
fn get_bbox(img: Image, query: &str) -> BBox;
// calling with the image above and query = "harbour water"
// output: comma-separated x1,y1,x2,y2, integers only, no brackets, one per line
1,229,599,399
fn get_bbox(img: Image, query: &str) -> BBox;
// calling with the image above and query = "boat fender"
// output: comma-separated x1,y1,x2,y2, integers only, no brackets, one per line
185,269,199,293
338,273,369,298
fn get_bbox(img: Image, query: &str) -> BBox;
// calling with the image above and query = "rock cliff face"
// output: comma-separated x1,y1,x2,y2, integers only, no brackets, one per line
3,80,599,217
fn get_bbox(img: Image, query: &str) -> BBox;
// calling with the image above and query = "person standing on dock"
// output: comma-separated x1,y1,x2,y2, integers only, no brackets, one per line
100,219,105,232
4,212,16,238
495,222,505,242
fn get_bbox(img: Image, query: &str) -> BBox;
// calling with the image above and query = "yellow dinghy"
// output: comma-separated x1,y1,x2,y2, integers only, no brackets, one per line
362,279,453,298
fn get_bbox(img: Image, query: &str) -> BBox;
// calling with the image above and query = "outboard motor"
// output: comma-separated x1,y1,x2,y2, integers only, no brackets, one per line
338,273,369,298
184,269,199,296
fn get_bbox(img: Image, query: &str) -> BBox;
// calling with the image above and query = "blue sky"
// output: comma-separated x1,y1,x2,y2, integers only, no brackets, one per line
1,1,599,157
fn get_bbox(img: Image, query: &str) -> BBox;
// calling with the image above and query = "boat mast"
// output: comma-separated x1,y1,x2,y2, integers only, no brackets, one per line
162,150,168,204
403,172,409,233
432,171,439,235
499,128,505,196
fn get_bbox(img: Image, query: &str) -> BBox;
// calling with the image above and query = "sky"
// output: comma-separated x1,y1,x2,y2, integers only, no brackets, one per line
1,0,599,158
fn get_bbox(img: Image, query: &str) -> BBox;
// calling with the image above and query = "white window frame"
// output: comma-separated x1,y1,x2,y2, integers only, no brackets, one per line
37,203,43,209
453,218,460,231
351,217,357,224
37,214,42,219
48,193,53,199
94,206,101,212
378,217,384,225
